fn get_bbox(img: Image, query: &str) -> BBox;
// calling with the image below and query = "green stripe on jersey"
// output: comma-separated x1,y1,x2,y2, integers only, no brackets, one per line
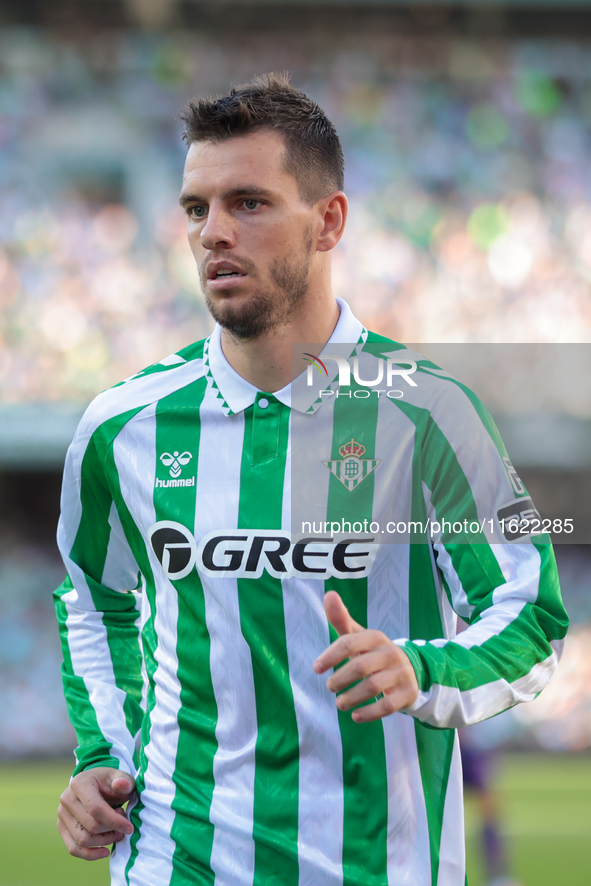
414,723,455,886
54,575,123,775
531,540,569,641
408,417,453,886
153,378,219,886
237,393,300,886
65,409,146,773
327,383,389,886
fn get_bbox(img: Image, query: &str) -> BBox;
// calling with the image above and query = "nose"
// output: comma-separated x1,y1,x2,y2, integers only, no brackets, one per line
200,204,235,250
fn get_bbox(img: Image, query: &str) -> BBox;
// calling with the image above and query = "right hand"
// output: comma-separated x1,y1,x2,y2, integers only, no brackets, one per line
57,767,136,860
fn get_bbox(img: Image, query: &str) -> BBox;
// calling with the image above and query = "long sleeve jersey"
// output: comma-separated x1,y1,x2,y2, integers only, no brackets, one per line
54,298,568,886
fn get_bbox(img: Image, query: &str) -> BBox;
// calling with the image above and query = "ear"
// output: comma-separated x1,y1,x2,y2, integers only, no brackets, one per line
316,191,348,253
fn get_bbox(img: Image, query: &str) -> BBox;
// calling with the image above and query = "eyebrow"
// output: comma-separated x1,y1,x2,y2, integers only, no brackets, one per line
179,186,276,208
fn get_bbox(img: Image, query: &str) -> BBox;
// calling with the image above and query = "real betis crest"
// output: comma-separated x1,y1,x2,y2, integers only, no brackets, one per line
323,438,381,491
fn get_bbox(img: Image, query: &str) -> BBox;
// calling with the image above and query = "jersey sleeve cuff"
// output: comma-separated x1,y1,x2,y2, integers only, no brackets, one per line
393,639,428,703
72,755,127,778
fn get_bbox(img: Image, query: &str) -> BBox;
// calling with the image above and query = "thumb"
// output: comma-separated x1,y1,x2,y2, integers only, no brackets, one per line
94,768,136,801
111,772,136,797
324,591,364,637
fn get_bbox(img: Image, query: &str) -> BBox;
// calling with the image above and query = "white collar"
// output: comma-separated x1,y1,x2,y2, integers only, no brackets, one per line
203,297,367,416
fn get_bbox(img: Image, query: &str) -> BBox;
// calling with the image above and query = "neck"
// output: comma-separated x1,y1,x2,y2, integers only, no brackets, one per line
220,292,340,393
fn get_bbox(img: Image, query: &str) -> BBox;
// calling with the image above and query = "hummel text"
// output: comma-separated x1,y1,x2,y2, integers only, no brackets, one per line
155,477,196,488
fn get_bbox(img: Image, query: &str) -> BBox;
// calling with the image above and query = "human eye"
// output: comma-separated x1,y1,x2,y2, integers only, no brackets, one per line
188,204,207,220
242,198,261,211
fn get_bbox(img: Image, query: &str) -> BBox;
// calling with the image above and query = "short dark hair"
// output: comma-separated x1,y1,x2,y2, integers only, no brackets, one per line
179,72,344,205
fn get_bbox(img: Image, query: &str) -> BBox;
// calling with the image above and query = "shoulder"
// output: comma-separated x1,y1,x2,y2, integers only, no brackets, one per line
363,330,500,438
362,330,464,405
74,338,209,448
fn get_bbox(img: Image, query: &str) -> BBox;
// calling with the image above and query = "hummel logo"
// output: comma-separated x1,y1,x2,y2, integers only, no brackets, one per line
160,451,192,478
155,451,195,489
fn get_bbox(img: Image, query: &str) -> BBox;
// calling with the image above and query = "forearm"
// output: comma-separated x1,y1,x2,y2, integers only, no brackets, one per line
398,541,568,729
55,576,144,776
398,615,561,728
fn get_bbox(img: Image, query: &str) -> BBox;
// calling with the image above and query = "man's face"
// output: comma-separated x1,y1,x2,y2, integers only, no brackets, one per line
180,129,317,340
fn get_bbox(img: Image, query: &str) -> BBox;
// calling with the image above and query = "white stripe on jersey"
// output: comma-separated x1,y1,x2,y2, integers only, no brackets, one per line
367,540,431,886
371,387,416,541
290,390,335,534
429,531,475,621
436,733,465,886
75,358,206,448
102,501,141,593
281,426,345,886
61,597,138,775
383,715,431,886
196,390,258,886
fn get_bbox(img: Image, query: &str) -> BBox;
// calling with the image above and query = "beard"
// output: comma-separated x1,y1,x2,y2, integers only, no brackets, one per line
201,238,313,341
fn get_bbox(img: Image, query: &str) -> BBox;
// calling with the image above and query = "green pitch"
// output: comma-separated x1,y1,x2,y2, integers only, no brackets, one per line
0,760,109,886
465,753,591,886
0,754,590,886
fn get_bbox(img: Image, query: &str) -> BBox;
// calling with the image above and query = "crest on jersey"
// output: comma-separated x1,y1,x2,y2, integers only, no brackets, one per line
323,438,381,491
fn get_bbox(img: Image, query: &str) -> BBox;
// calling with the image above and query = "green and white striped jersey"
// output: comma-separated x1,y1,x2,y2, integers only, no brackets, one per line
55,298,568,886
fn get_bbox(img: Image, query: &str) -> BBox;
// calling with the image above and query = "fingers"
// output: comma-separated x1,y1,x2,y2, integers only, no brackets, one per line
326,645,397,694
347,686,419,723
59,802,125,847
61,786,133,837
314,628,387,674
69,770,136,834
87,768,136,805
111,775,136,795
334,660,418,715
313,613,420,722
314,591,420,723
57,805,120,861
323,590,364,638
58,767,136,860
60,787,131,836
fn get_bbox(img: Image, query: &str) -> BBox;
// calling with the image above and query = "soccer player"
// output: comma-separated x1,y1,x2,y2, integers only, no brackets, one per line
54,73,568,886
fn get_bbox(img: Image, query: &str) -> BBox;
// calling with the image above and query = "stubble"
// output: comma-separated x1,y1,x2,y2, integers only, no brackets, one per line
202,234,314,340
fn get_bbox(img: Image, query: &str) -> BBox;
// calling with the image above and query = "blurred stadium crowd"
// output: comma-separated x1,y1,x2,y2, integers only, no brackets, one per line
2,29,591,404
1,25,591,756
